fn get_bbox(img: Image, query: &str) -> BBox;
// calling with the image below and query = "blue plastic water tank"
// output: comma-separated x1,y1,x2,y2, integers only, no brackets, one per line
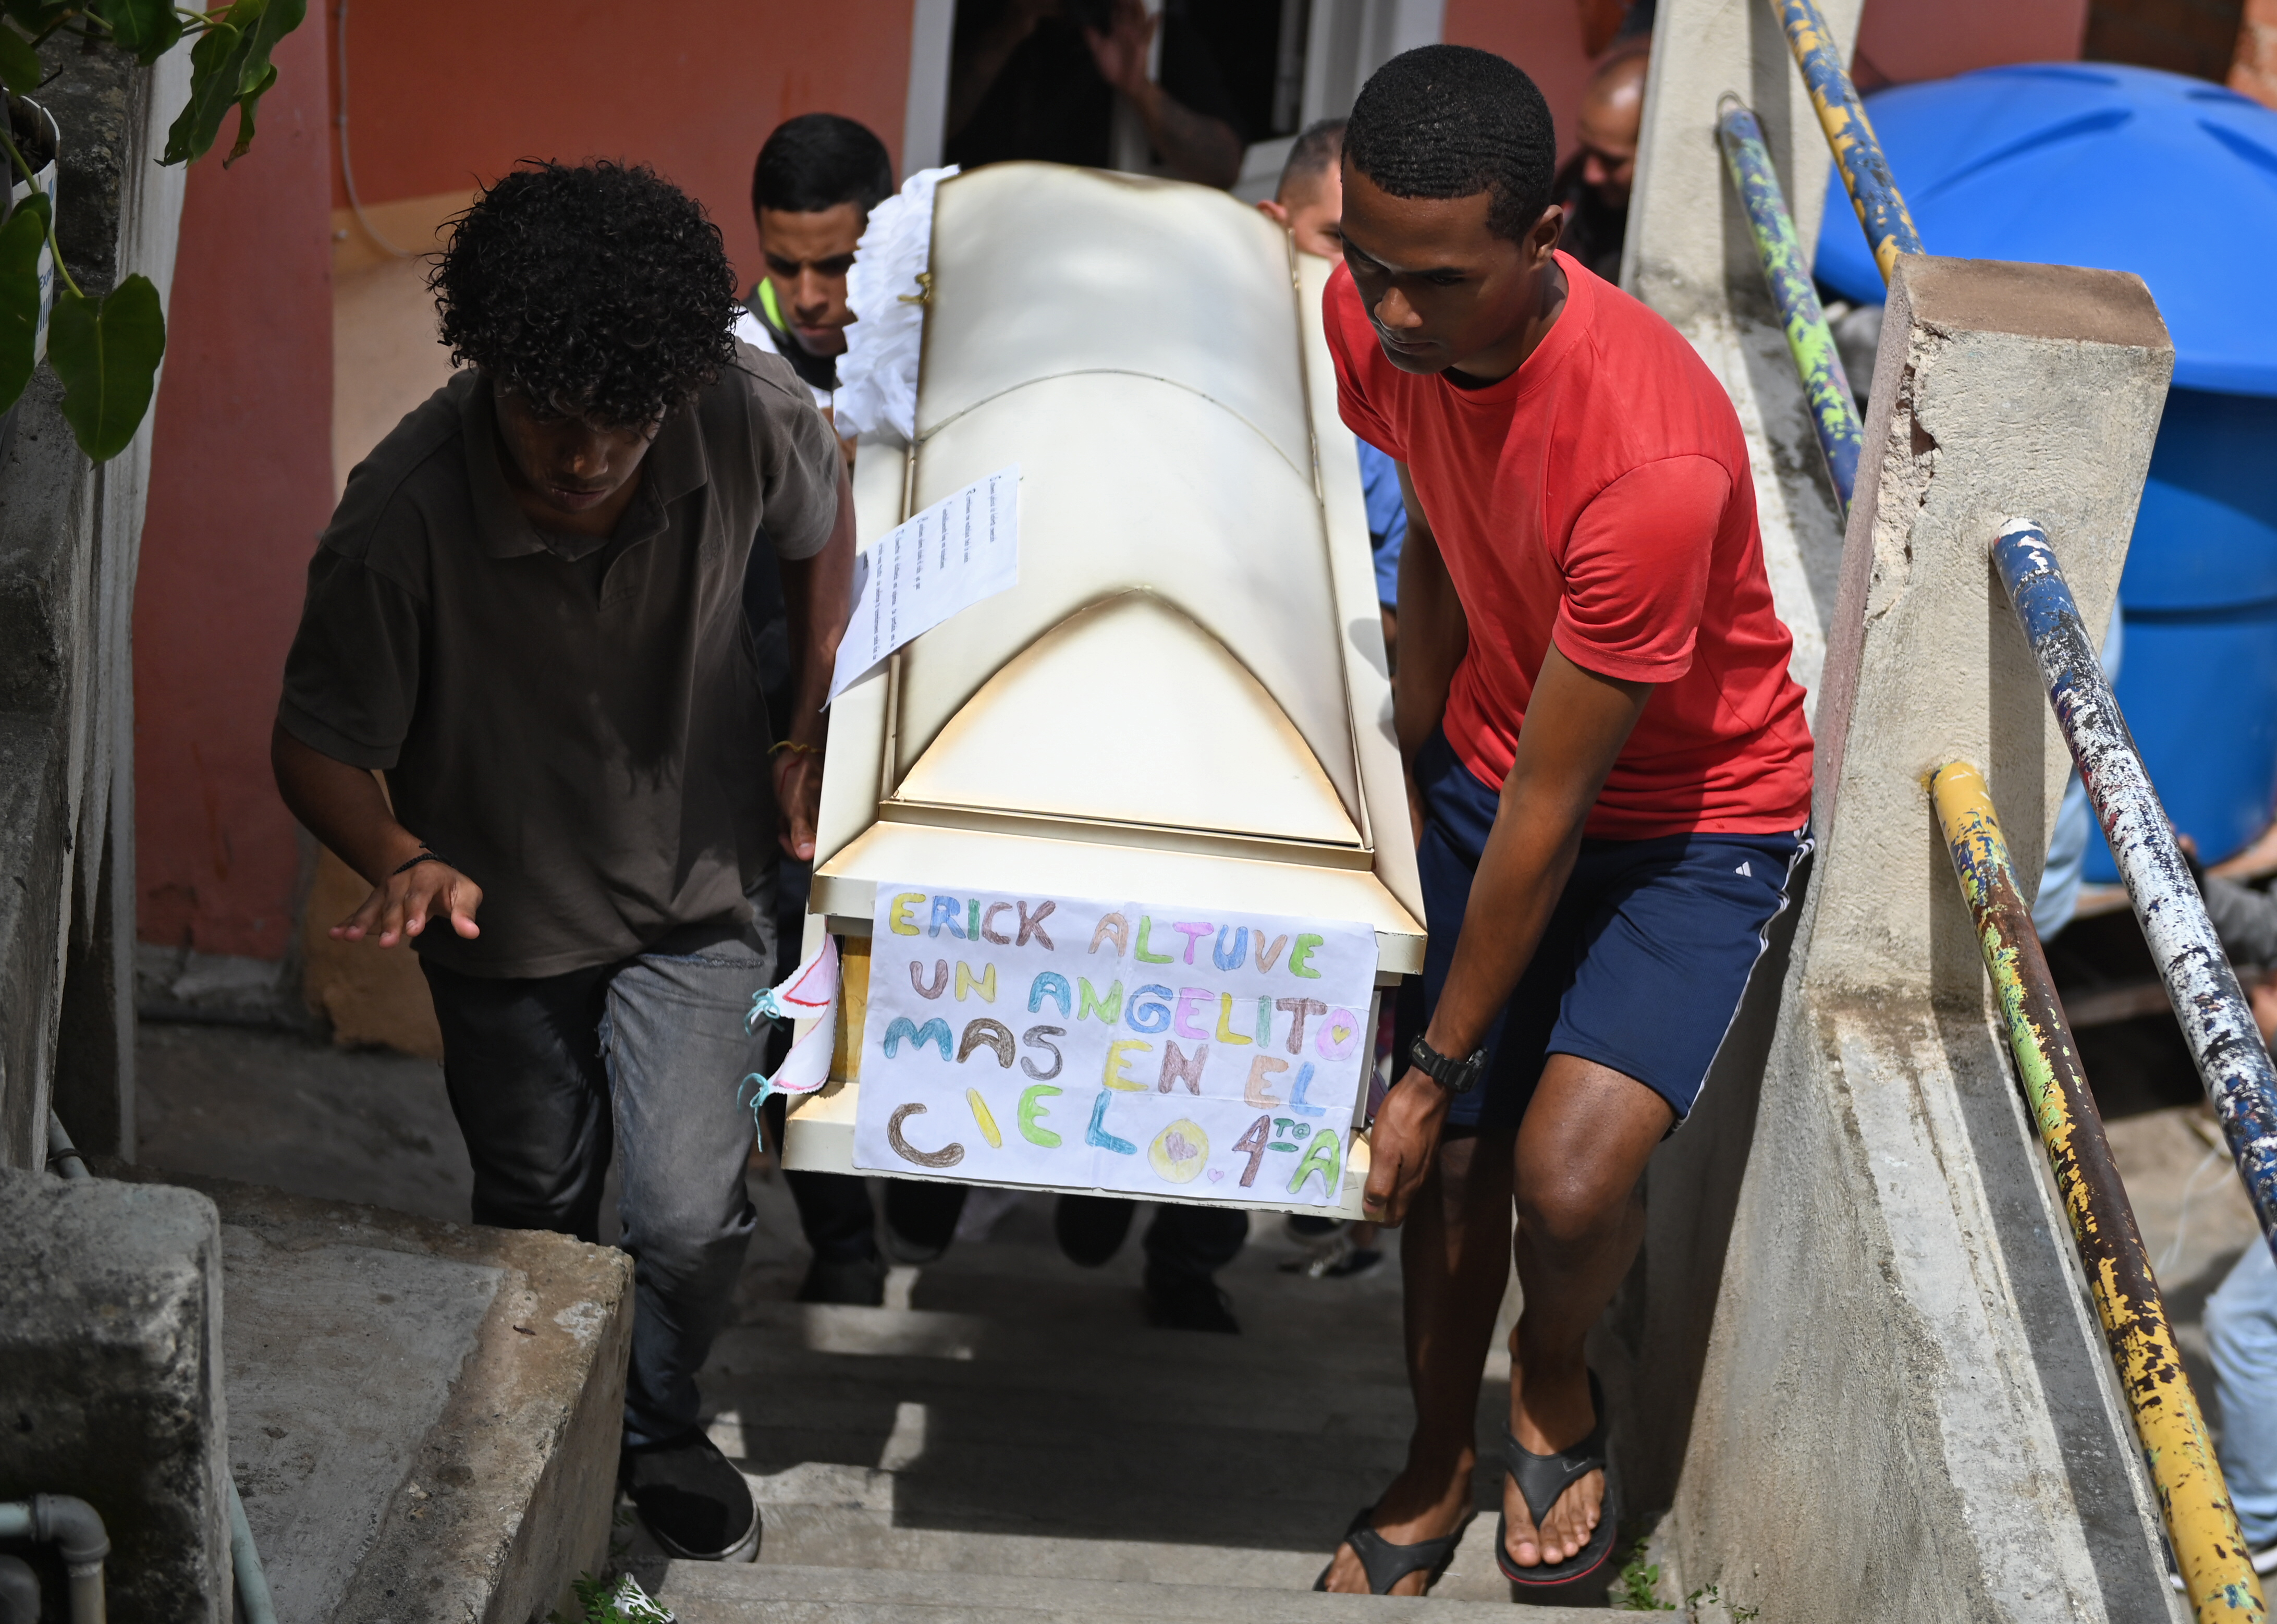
1815,64,2277,877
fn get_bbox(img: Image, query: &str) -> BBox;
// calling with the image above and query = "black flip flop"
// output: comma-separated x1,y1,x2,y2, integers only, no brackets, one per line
1495,1371,1618,1588
1312,1504,1473,1595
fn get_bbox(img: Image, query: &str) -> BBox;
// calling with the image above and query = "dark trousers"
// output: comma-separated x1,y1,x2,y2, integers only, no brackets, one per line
885,1182,1247,1280
423,933,767,1447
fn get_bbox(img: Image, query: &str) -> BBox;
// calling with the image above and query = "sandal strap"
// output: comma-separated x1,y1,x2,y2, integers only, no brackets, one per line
1343,1505,1469,1595
1502,1371,1609,1528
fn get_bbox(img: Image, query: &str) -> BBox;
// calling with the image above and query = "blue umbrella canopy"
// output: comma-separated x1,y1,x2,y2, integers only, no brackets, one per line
1816,62,2277,397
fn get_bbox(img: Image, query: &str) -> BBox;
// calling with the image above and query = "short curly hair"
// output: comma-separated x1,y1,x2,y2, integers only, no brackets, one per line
1345,46,1558,244
432,161,738,429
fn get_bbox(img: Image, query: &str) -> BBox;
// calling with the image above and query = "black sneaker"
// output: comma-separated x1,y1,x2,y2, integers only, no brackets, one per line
882,1180,966,1264
1055,1194,1136,1267
620,1429,758,1561
797,1252,886,1305
1144,1267,1240,1334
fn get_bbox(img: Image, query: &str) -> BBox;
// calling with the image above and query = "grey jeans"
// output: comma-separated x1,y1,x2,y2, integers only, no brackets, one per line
422,923,771,1447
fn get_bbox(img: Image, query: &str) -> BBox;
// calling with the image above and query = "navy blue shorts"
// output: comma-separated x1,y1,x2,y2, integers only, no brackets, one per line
1401,729,1809,1132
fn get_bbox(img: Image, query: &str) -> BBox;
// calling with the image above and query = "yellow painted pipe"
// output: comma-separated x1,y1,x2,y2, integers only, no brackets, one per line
1932,761,2265,1621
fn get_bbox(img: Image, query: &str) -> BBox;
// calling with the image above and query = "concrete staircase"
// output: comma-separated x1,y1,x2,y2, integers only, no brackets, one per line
638,1188,1613,1620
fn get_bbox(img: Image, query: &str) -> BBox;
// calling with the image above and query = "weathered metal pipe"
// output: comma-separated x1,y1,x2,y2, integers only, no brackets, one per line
1932,761,2266,1623
0,1498,107,1624
1993,519,2277,1257
1769,0,1924,285
1715,99,1864,513
43,1111,86,1179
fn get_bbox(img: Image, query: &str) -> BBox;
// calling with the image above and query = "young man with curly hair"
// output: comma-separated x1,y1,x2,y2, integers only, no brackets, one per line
272,161,851,1562
1313,48,1813,1594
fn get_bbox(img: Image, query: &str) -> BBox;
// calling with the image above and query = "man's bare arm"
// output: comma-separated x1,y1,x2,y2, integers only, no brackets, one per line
1363,646,1652,1224
1083,0,1242,188
1391,463,1467,842
1127,81,1242,188
772,462,855,861
271,724,483,947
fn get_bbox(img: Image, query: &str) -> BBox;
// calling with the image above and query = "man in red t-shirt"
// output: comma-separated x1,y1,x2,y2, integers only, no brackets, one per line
1313,47,1814,1596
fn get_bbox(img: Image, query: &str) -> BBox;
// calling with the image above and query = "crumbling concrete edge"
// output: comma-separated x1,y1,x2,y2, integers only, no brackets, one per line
102,1168,634,1624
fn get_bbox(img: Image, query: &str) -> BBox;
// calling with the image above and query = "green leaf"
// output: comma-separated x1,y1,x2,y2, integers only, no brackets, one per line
0,2,76,38
164,18,245,165
225,58,275,162
162,0,306,167
46,271,163,462
0,188,48,413
0,22,40,97
88,0,184,63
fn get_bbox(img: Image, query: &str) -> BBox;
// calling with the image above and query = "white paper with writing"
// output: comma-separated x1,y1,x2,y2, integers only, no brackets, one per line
827,466,1019,703
853,885,1379,1207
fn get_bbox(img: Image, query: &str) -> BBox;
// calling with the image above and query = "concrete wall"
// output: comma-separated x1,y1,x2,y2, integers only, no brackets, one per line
1631,257,2182,1621
0,1169,230,1622
0,39,192,1170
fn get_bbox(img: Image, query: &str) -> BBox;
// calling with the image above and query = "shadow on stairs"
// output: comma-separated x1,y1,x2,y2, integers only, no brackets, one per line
629,1183,1615,1618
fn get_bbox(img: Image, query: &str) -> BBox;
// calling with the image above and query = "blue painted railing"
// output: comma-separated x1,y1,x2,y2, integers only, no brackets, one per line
1715,100,1865,514
1994,520,2277,1259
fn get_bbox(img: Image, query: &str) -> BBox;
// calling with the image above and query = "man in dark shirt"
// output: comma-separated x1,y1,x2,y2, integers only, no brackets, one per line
947,0,1245,188
1551,43,1647,284
272,162,851,1564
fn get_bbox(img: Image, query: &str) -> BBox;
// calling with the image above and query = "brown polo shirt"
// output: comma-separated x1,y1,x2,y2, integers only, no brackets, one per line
278,349,839,978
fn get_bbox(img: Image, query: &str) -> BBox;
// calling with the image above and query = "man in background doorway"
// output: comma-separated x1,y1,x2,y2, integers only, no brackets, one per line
947,0,1245,188
739,113,897,410
1552,44,1648,284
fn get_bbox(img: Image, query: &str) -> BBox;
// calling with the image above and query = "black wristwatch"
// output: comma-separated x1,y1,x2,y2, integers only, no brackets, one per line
1407,1034,1488,1096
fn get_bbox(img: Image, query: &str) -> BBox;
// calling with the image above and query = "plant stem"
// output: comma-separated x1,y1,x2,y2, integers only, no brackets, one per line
0,119,82,301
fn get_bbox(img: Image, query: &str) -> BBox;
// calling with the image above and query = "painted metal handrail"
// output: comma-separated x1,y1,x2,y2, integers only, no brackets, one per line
1715,99,1865,514
1770,0,1924,285
1932,761,2267,1623
1992,520,2277,1255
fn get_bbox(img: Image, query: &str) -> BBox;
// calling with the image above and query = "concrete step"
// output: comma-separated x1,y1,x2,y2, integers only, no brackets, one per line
656,1560,1606,1621
105,1165,633,1624
630,1199,1571,1612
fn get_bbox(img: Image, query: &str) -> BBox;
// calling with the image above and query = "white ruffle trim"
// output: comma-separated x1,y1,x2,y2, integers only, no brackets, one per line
837,165,959,444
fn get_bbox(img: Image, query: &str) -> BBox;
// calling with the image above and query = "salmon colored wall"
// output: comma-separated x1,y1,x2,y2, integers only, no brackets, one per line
1442,0,1598,152
330,0,918,294
1855,0,2088,86
1444,0,2090,149
135,12,337,959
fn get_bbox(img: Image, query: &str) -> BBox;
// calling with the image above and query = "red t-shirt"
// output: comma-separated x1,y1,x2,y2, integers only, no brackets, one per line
1327,253,1814,840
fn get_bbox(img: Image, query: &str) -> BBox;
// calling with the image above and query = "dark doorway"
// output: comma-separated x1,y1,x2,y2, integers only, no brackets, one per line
2083,0,2247,84
944,0,1304,177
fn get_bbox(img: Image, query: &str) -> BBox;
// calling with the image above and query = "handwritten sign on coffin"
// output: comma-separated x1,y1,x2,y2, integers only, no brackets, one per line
853,885,1379,1206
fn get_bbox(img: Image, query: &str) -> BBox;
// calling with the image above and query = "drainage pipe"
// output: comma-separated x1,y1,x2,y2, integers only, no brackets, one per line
0,1498,107,1624
1768,0,1923,286
228,1473,278,1624
1992,519,2277,1256
1714,97,1864,514
1931,761,2267,1622
41,1113,279,1623
43,1110,86,1179
0,1555,40,1624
